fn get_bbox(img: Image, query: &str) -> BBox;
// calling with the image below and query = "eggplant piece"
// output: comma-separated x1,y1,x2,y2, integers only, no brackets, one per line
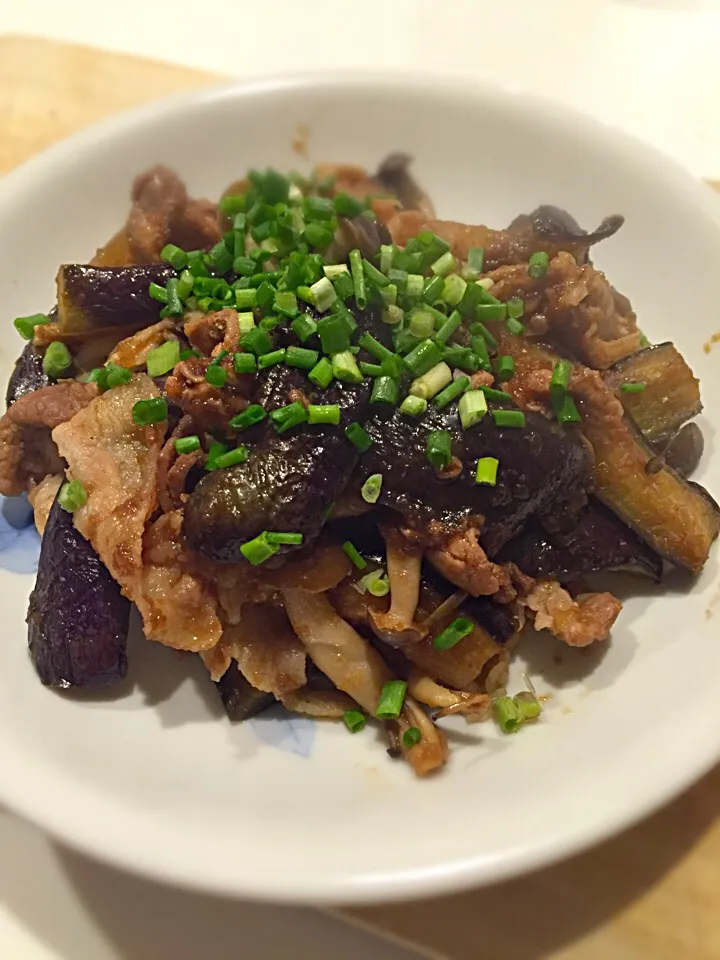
27,495,130,688
604,343,701,448
375,153,435,216
184,371,371,562
56,263,175,334
355,400,589,557
499,501,663,581
216,662,274,721
6,342,51,406
498,332,720,573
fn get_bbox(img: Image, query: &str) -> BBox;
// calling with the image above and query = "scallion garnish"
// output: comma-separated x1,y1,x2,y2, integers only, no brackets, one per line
434,375,470,410
399,395,428,417
553,393,582,424
404,339,444,378
42,341,72,378
426,430,452,470
459,390,488,429
475,456,499,486
174,435,201,455
434,310,463,345
528,251,549,278
492,409,526,428
620,382,646,394
235,287,257,310
375,680,408,720
343,709,367,734
286,346,320,370
494,696,522,734
307,403,341,425
270,401,308,434
233,352,257,374
318,314,351,354
345,422,373,452
258,348,286,369
507,297,524,319
146,340,180,377
132,397,168,426
476,302,507,322
308,357,334,389
430,251,456,278
409,362,452,401
362,257,389,288
470,322,498,350
442,274,467,307
402,726,422,748
496,355,515,381
266,531,304,545
408,308,435,340
241,326,273,357
514,691,542,722
432,616,473,651
332,350,363,384
291,314,317,342
342,540,367,569
14,313,51,340
361,473,383,504
506,317,526,336
230,404,266,431
480,385,512,405
213,446,249,468
348,248,367,309
370,376,399,406
240,532,279,566
467,247,485,273
57,479,88,513
205,364,227,388
358,333,394,363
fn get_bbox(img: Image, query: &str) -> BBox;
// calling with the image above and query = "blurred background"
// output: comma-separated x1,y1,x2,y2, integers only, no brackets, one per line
3,2,720,958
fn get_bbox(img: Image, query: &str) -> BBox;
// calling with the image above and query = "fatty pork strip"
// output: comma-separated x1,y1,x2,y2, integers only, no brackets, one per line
282,588,447,775
52,374,222,651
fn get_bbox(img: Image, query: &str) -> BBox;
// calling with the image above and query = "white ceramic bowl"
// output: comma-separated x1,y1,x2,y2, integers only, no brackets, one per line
1,74,719,905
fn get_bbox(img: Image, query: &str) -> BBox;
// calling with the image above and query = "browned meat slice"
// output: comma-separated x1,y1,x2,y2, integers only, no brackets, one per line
0,380,98,495
27,474,63,535
521,579,622,647
426,527,515,600
222,603,307,699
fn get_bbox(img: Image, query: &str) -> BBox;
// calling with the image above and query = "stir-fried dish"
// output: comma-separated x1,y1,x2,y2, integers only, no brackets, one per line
4,156,718,775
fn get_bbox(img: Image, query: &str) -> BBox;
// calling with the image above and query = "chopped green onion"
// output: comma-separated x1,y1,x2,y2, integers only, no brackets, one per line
367,575,390,597
349,248,367,309
237,312,256,335
430,251,456,278
553,393,582,424
258,348,286,369
345,422,373,452
230,404,266,431
15,312,53,341
507,297,524,319
274,290,299,318
467,247,485,273
332,350,363,384
370,376,399,406
380,244,394,274
303,223,334,249
528,251,549,278
362,258,389,288
323,263,349,279
426,429,452,470
148,283,169,304
433,375,470,410
620,382,646,394
470,322,498,350
205,442,228,469
514,691,542,722
434,310,463,345
342,540,367,570
205,364,227,388
441,346,480,373
480,385,512,405
550,360,572,397
359,361,383,377
214,446,249,468
442,274,467,307
132,397,168,426
471,336,492,371
240,532,279,566
266,531,304,545
380,283,398,307
361,473,383,504
475,456,499,486
304,194,334,219
506,317,526,336
381,354,405,379
105,364,132,389
492,409,526,428
404,274,423,300
409,361,452,400
476,302,506,322
343,709,366,734
399,395,428,417
318,314,351,354
160,244,188,270
404,339,444,378
42,341,72,378
308,357,334,389
433,616,473,651
174,435,201,454
496,355,515,381
207,241,233,276
291,314,317,342
286,346,319,370
233,352,257,374
270,401,308,433
408,309,435,339
332,272,354,300
310,276,337,312
494,696,522,734
358,333,394,363
234,255,256,277
459,390,488,429
146,340,180,377
177,270,194,300
388,268,408,292
375,680,408,720
423,275,445,304
240,326,273,357
402,726,422,748
334,192,365,218
307,403,341,425
57,479,88,513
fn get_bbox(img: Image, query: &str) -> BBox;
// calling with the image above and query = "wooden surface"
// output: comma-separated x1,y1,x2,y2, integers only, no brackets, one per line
3,33,720,960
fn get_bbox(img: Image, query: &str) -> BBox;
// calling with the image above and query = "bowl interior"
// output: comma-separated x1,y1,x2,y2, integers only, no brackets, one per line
0,75,719,904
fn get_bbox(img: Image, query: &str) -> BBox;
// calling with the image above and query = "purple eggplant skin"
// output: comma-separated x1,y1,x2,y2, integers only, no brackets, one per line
57,263,175,334
6,342,51,407
216,663,274,721
27,495,130,688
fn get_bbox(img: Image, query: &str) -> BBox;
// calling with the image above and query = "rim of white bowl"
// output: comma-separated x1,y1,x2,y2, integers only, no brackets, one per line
1,71,720,904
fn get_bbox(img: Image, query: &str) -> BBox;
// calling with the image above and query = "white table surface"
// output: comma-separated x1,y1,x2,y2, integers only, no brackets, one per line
3,2,720,957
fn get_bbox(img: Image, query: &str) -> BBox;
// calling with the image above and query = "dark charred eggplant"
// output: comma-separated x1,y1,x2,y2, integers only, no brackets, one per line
57,264,175,334
6,342,51,407
499,501,663,581
27,495,130,688
216,662,274,720
355,401,589,557
604,342,701,448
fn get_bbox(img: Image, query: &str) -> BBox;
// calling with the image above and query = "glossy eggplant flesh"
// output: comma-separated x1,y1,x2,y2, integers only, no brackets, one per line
215,662,275,721
27,494,130,688
355,400,589,557
6,342,51,406
498,500,663,581
57,263,175,334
